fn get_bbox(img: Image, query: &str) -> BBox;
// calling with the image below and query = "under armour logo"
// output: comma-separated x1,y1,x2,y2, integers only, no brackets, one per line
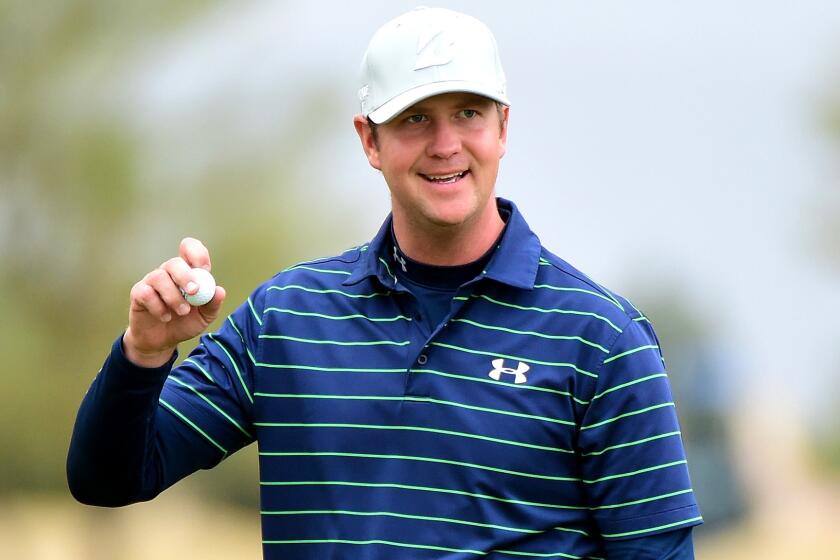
488,359,529,384
414,26,456,70
393,246,407,272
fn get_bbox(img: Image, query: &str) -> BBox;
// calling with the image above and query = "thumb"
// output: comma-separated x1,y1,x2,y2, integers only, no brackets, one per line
198,285,227,323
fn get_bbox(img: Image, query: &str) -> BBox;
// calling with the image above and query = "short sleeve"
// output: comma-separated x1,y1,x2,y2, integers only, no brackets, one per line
159,285,266,463
576,317,703,540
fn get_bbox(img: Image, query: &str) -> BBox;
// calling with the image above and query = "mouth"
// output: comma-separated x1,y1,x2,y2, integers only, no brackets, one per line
419,170,470,185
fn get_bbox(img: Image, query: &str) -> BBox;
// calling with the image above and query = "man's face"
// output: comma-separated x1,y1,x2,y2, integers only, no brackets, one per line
355,92,509,231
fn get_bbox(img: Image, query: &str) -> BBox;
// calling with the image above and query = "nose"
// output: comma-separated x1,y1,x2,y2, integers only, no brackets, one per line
425,120,461,159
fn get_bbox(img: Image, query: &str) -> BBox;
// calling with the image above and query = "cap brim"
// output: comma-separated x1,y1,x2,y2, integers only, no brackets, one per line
367,80,510,124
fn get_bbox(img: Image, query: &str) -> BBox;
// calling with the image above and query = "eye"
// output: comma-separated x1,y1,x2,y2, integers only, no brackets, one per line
406,114,427,124
460,109,478,119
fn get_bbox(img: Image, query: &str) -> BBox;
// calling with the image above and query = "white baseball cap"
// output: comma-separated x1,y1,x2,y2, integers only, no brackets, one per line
359,7,510,124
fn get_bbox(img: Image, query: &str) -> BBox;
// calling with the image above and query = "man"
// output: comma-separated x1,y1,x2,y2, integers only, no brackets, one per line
68,7,702,559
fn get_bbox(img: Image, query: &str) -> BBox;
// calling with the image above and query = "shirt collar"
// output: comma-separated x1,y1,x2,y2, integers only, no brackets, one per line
343,197,541,290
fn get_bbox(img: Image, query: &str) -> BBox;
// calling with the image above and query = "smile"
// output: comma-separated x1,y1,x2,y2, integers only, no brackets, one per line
420,170,469,184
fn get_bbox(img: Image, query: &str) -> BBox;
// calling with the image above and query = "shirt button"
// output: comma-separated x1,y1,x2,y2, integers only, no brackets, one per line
417,354,428,365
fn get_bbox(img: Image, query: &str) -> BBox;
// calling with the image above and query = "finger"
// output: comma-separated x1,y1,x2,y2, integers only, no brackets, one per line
130,281,172,322
180,237,211,271
162,257,199,296
145,267,191,317
198,286,226,321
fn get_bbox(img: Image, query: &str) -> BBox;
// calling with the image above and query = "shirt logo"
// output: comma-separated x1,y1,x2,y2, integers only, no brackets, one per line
488,359,529,384
414,27,456,70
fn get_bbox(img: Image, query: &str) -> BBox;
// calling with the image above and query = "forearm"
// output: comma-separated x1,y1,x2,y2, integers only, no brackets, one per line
67,335,176,506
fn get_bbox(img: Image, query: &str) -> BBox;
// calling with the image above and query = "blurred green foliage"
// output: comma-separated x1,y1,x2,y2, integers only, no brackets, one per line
0,0,352,503
811,73,840,474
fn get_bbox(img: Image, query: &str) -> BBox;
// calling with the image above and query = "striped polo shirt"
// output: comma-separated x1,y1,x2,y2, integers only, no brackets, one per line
160,198,702,559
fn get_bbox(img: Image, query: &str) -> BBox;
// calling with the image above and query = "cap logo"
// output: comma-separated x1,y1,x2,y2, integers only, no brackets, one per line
414,26,456,70
358,85,369,102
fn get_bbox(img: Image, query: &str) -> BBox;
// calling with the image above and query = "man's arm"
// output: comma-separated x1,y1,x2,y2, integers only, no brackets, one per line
577,313,702,547
67,335,221,505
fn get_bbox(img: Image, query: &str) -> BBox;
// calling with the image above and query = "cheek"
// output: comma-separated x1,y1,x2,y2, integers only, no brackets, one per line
378,143,417,178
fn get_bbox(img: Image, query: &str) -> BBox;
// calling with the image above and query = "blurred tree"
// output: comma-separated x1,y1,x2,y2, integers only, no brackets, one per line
631,284,748,531
0,0,351,506
810,72,840,473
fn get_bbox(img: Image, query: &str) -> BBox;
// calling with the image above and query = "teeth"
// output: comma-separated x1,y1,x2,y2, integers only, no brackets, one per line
425,171,465,182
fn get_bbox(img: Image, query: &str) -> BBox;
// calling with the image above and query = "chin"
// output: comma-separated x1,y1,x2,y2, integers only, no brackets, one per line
421,203,477,228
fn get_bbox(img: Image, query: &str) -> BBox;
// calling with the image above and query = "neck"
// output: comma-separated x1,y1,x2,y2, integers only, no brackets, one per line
391,200,505,266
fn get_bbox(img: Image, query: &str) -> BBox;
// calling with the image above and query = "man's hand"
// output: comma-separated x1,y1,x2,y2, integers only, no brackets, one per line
123,238,226,368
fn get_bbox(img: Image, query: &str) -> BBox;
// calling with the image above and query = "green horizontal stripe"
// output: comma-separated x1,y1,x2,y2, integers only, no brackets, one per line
253,421,573,453
207,333,252,403
261,509,540,534
263,537,589,558
259,480,589,510
254,393,573,427
256,363,405,373
580,402,674,431
588,282,625,312
259,452,579,482
264,307,410,322
263,539,485,556
495,550,583,559
285,265,351,275
533,284,623,311
183,357,213,383
592,488,694,510
554,526,590,537
591,374,667,401
470,294,622,333
259,334,409,346
410,368,589,405
246,296,262,326
431,342,598,379
267,285,387,299
407,395,574,425
226,316,257,366
582,431,681,457
170,377,253,439
583,460,687,484
603,345,659,364
601,516,703,538
159,398,227,455
450,318,608,353
536,256,625,313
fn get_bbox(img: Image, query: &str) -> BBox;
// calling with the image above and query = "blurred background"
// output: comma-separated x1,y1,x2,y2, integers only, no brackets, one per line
2,0,839,557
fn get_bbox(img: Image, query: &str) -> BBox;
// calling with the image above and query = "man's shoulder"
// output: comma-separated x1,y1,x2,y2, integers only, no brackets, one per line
254,244,372,294
531,248,645,326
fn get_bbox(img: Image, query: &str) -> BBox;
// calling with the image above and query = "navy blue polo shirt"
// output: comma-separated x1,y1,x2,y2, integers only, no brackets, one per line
151,198,702,559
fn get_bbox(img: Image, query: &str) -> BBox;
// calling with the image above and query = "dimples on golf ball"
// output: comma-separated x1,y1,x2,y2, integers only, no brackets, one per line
183,268,215,306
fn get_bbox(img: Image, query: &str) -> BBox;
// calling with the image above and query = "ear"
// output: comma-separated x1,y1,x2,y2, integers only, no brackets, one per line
498,105,509,159
353,114,381,170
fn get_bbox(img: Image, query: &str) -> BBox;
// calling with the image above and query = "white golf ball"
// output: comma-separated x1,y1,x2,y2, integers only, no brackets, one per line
183,268,216,306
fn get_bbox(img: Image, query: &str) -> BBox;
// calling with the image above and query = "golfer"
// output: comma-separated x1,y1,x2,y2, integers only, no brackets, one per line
69,7,702,559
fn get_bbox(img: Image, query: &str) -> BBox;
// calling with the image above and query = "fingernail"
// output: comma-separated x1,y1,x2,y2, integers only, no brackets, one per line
178,304,191,315
186,282,198,294
162,313,172,322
